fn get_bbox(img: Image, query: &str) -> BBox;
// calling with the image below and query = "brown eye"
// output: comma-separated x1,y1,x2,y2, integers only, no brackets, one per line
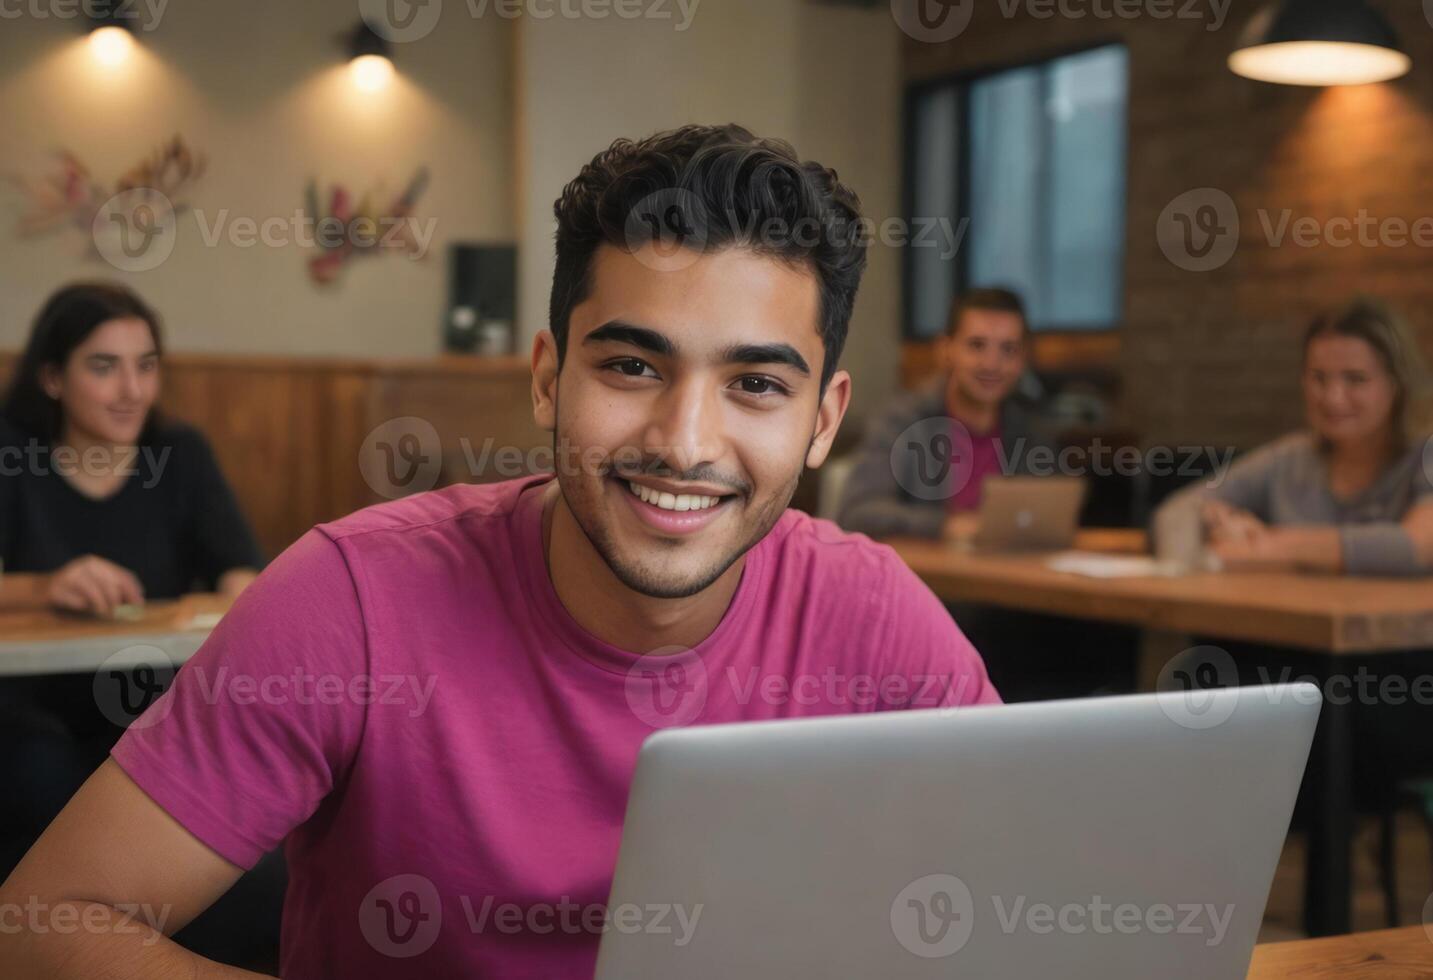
734,376,788,397
609,358,654,378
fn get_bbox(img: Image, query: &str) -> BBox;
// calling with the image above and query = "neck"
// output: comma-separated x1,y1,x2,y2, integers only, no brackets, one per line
1327,426,1397,471
57,424,131,472
945,382,1000,435
541,481,744,652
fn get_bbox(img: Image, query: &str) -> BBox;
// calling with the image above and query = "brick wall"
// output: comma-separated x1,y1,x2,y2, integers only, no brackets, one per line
903,2,1433,450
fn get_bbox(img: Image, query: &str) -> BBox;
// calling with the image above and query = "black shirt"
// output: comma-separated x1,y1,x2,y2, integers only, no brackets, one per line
0,419,264,599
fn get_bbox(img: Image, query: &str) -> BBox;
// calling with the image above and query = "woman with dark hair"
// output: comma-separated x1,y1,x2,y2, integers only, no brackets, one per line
1,281,262,611
1155,297,1433,575
0,285,279,964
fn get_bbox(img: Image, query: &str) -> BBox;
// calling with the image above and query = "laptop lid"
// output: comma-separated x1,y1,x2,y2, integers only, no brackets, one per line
595,685,1319,979
972,476,1087,551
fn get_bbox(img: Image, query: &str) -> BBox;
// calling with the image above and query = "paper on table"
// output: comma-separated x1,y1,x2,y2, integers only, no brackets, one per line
1045,551,1185,579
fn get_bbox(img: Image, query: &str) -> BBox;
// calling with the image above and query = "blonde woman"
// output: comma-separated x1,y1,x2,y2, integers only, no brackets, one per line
1156,298,1432,576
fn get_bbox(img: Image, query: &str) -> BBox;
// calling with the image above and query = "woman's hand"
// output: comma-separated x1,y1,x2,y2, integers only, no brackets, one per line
45,555,145,617
1201,500,1266,545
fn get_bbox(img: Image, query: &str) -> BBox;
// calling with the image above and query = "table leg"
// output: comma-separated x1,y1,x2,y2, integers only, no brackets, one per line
1303,656,1353,937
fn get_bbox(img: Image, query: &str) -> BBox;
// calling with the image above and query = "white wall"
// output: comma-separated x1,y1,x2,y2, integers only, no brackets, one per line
0,0,903,417
0,0,513,357
515,0,903,420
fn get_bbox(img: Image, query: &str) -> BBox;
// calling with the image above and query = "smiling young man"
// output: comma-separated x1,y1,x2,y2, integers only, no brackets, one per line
836,288,1058,542
0,124,998,979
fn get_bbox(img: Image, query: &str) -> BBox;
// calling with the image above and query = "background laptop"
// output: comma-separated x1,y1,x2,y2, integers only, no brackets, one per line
971,475,1087,552
595,685,1320,980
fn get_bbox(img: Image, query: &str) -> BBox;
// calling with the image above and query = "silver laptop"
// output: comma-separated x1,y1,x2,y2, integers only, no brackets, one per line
971,475,1086,551
595,684,1320,980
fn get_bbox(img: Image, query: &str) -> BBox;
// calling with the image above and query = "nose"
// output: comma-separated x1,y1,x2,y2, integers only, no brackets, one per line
645,375,723,476
118,364,145,402
1319,380,1350,411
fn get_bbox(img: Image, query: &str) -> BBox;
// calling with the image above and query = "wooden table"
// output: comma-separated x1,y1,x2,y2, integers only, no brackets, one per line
895,531,1433,654
1248,925,1433,976
0,595,231,677
892,530,1433,938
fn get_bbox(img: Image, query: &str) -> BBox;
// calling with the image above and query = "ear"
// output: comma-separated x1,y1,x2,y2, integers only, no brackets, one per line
531,330,559,432
38,363,62,400
805,369,852,469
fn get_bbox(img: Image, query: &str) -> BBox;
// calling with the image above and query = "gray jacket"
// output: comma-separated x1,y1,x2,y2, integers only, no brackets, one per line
1153,431,1433,576
835,376,1060,540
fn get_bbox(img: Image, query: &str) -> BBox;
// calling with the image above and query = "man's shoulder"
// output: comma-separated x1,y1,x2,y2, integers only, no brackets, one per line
317,475,541,546
763,507,912,594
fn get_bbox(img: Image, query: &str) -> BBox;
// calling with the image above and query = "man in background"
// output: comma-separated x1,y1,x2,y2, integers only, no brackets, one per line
836,287,1055,541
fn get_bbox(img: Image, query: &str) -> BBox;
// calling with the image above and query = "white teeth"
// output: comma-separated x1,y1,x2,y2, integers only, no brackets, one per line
626,481,722,512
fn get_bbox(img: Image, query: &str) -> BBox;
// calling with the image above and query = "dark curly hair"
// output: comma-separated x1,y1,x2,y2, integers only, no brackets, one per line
549,123,868,391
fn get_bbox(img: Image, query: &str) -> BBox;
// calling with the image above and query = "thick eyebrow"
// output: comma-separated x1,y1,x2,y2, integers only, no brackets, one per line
582,321,675,357
719,342,810,377
583,320,811,377
84,349,159,363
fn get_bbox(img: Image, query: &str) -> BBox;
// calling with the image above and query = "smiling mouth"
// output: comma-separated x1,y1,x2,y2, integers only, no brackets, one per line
622,478,731,512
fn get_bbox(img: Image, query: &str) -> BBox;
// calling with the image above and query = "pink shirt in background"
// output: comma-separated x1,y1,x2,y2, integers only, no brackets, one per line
948,422,1005,513
112,474,998,979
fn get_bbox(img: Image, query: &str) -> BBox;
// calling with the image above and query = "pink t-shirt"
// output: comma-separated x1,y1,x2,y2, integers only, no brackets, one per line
948,423,1004,513
112,474,998,978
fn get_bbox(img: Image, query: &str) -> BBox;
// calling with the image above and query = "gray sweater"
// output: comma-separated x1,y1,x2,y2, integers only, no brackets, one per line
835,377,1059,540
1153,431,1433,576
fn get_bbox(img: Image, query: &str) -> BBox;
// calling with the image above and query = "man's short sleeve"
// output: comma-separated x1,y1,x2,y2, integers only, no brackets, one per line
110,529,368,870
877,552,1002,709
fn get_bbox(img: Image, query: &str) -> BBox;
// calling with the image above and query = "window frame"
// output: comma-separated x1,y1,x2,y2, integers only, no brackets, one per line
900,39,1131,341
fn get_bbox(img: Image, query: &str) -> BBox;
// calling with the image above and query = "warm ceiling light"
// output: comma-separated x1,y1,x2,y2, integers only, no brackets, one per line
345,22,395,93
88,24,135,67
1230,0,1409,86
350,53,395,92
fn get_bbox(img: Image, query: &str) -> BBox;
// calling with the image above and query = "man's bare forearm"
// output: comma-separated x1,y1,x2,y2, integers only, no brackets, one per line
1,900,272,980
